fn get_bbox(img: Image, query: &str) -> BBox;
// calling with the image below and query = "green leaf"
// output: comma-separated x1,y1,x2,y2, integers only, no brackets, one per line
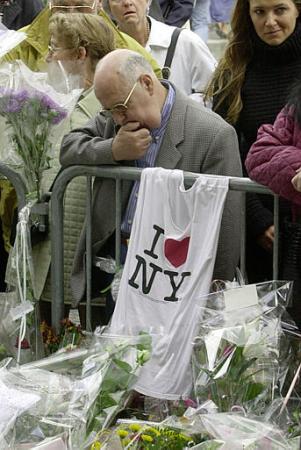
112,358,132,373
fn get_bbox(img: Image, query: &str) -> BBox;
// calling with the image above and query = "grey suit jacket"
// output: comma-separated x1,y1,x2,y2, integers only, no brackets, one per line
60,86,242,305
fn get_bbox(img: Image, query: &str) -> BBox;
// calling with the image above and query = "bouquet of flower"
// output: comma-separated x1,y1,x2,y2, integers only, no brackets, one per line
151,408,299,449
0,87,67,200
192,281,292,415
84,332,152,437
0,61,81,364
0,332,152,448
0,60,81,200
92,419,204,449
40,318,85,356
193,412,296,449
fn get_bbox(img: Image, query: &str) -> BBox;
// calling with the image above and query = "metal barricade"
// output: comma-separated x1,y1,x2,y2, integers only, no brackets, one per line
51,165,279,331
0,162,27,211
0,163,50,235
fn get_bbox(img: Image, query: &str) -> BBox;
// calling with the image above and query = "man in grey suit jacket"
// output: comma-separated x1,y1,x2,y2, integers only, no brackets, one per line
60,49,242,308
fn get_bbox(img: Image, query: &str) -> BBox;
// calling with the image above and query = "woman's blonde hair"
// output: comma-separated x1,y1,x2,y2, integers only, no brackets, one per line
204,0,301,125
49,13,115,71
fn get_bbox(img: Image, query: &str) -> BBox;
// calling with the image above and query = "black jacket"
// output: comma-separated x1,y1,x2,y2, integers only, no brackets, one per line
158,0,193,27
1,0,43,30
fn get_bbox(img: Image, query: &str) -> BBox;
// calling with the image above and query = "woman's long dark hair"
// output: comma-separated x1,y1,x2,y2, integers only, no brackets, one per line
205,0,301,125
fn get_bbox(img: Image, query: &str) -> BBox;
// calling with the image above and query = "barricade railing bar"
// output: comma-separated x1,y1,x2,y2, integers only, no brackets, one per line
0,162,27,211
0,163,49,236
50,165,279,331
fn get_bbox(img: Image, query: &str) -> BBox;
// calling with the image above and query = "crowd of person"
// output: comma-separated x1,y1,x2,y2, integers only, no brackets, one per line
1,0,301,331
190,0,234,42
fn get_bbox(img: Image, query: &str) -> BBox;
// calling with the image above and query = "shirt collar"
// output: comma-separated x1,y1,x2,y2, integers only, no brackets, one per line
146,16,175,50
150,80,175,141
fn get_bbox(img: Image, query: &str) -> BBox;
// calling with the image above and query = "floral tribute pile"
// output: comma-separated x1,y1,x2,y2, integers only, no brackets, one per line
0,271,300,449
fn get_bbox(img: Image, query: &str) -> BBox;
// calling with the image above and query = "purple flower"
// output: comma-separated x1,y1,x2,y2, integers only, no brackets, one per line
4,98,22,113
39,93,58,110
0,89,30,114
0,86,69,199
51,107,67,125
38,93,67,125
14,89,30,104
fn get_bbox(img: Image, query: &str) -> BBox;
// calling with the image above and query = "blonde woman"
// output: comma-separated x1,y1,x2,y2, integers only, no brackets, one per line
35,13,115,325
1,0,161,75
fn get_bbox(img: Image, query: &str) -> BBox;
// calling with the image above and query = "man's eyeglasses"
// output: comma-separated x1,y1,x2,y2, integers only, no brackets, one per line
49,0,96,12
100,80,138,119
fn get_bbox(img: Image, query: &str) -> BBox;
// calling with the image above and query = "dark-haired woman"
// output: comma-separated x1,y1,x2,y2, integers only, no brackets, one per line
205,0,301,291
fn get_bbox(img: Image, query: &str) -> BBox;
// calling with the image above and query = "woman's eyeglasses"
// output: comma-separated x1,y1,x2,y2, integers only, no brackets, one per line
47,44,66,54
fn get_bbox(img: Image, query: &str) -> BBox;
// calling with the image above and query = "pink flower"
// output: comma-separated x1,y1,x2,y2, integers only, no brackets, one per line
15,337,30,349
184,398,197,408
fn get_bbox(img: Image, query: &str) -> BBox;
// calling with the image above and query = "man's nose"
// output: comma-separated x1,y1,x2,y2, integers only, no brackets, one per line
112,112,126,126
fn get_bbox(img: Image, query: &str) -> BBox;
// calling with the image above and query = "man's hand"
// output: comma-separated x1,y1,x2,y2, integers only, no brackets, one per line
112,122,152,161
292,167,301,192
257,225,274,252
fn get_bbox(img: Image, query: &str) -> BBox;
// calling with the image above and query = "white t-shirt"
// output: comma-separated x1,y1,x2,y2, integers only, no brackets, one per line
110,168,229,400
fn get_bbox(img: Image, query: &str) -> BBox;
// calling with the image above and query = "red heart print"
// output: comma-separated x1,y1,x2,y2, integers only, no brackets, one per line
164,237,190,268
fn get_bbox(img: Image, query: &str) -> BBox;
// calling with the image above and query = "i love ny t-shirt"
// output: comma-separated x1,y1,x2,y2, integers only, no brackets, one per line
110,168,229,400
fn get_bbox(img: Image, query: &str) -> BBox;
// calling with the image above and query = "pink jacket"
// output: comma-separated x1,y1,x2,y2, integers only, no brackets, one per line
246,106,301,206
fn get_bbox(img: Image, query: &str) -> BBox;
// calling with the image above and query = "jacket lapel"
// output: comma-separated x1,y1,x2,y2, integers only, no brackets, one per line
155,86,186,169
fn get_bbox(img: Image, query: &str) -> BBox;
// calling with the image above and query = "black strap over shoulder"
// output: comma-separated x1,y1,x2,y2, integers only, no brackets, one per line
162,27,183,80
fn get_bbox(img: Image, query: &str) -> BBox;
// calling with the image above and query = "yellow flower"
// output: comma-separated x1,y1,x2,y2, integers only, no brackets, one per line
122,438,131,447
179,433,193,442
129,423,142,432
145,426,160,436
117,429,129,438
91,442,101,450
141,434,153,443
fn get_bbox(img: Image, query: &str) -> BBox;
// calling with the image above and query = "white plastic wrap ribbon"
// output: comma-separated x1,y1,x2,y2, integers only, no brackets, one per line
14,204,33,365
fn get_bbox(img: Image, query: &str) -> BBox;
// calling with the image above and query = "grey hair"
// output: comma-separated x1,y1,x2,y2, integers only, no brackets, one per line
117,52,153,86
102,0,151,20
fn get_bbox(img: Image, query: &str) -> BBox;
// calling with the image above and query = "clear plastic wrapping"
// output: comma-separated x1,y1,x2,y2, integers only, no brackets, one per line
0,60,81,200
0,332,152,448
90,410,298,449
0,23,26,59
3,205,44,364
192,281,292,414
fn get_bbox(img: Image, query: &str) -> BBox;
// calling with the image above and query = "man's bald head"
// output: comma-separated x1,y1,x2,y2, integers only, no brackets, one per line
94,49,154,94
94,49,167,130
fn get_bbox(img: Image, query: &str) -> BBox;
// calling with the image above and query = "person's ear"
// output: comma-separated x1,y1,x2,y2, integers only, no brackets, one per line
78,46,87,60
140,74,154,95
